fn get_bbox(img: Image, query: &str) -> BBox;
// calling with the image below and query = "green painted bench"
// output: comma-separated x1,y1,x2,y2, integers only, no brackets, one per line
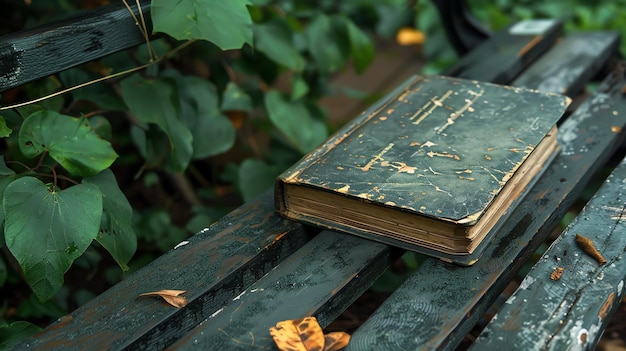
3,2,626,350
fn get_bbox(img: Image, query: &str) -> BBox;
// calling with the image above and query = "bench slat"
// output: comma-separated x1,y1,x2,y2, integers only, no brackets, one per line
511,31,620,96
17,191,315,350
472,156,626,350
445,19,562,84
0,1,150,92
346,64,626,350
167,231,397,350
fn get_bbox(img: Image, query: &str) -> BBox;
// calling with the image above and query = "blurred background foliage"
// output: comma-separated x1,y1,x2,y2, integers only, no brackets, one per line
1,0,626,347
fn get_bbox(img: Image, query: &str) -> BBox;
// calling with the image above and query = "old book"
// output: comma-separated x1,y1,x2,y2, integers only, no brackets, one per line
274,75,569,265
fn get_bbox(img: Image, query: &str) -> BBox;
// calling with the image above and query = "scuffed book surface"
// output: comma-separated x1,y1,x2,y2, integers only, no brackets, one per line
275,75,568,260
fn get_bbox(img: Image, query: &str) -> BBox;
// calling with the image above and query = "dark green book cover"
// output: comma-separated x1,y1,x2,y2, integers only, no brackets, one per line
275,75,568,265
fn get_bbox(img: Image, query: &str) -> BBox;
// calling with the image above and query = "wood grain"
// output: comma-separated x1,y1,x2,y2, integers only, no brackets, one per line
0,1,151,92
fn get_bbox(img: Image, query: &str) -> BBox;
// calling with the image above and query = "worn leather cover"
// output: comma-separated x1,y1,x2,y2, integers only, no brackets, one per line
275,75,568,263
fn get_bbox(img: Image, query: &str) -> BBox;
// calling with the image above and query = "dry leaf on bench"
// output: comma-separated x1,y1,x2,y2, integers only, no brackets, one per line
575,233,607,265
138,289,187,308
269,316,350,351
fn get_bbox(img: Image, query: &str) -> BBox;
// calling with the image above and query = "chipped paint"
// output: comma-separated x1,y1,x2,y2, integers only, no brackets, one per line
209,308,224,319
577,328,588,346
361,143,394,171
519,275,535,289
337,185,350,193
174,241,190,249
233,290,247,301
598,291,615,320
0,44,23,88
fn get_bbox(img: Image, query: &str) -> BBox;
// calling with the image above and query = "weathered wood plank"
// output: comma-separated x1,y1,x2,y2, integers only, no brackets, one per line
346,64,626,350
511,31,620,96
13,191,316,351
444,19,562,84
0,1,151,92
167,231,398,350
472,157,626,350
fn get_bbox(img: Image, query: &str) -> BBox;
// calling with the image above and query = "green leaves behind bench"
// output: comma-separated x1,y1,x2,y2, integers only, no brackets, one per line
0,110,135,301
4,177,101,302
2,168,135,302
19,111,118,176
121,72,236,171
151,0,253,50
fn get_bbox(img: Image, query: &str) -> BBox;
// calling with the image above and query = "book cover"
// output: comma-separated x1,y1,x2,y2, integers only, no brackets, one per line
275,75,568,265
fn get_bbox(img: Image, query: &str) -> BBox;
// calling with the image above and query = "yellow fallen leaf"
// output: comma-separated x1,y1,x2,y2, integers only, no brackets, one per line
138,290,187,308
269,316,350,351
324,332,351,351
396,27,426,46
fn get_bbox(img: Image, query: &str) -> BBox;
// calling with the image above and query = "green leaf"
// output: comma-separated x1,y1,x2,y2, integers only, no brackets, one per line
84,170,136,271
344,19,374,74
88,115,113,142
291,74,309,101
134,208,187,252
375,4,414,38
254,18,305,71
221,82,253,111
305,13,350,73
19,111,118,177
0,157,16,244
130,124,169,168
15,292,65,320
238,159,282,202
0,155,15,176
120,74,193,171
151,0,253,50
264,91,327,154
163,72,236,159
4,177,102,301
0,116,11,138
0,175,17,234
0,321,42,350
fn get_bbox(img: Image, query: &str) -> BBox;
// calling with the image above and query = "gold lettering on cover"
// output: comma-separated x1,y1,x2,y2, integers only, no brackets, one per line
410,90,453,125
436,89,485,134
426,151,461,160
361,143,394,171
385,161,417,174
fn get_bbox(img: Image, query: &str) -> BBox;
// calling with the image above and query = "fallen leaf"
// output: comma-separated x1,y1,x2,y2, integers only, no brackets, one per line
138,290,187,308
324,332,351,351
575,233,607,265
269,316,350,351
550,267,564,281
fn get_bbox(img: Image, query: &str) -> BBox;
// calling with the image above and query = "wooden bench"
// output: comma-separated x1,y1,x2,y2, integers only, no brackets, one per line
4,2,626,350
